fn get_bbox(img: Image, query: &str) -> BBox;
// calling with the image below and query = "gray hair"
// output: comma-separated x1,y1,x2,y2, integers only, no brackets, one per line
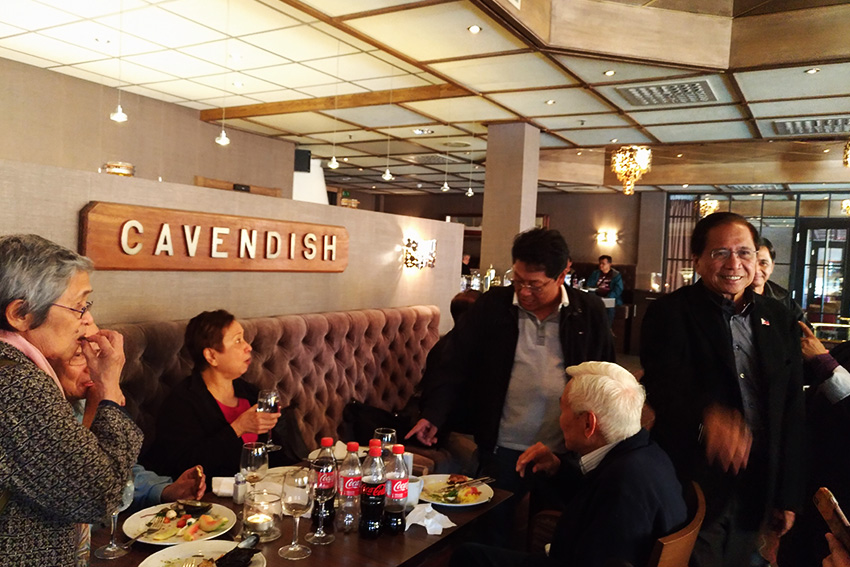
0,234,93,331
565,361,645,444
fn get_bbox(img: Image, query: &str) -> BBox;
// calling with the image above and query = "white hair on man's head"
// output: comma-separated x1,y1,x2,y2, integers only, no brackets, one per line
565,361,645,444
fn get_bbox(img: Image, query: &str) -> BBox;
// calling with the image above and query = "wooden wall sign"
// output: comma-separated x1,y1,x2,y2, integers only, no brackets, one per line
80,201,349,272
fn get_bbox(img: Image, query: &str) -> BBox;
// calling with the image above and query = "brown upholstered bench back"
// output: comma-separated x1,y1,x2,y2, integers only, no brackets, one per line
109,306,440,457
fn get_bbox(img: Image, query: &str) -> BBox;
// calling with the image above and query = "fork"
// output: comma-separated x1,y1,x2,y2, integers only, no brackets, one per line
124,515,164,547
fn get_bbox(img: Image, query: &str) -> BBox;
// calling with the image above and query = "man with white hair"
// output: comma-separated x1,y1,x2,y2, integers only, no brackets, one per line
450,361,687,567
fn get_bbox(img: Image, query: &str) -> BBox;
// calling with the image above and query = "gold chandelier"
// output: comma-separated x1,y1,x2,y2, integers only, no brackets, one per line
698,197,719,218
844,140,850,168
611,145,652,195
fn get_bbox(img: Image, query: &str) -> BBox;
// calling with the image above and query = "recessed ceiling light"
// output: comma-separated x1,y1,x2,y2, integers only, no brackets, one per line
343,157,349,162
823,148,830,153
412,128,434,135
358,168,363,171
610,138,618,143
805,67,821,74
677,153,683,158
545,99,556,105
603,70,616,76
576,151,582,156
468,25,482,34
682,184,689,188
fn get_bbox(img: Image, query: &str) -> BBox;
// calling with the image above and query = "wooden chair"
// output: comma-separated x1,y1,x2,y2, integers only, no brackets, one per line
646,481,706,567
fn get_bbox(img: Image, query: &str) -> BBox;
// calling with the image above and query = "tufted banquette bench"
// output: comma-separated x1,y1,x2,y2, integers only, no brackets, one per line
107,305,445,470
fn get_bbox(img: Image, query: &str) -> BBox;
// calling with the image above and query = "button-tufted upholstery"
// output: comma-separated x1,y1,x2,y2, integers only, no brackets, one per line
109,305,440,459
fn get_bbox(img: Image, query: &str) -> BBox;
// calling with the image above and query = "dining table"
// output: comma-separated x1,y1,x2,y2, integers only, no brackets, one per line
90,484,512,567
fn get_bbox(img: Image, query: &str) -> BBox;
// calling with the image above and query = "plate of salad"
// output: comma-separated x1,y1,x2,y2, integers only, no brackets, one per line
419,474,494,507
122,502,236,546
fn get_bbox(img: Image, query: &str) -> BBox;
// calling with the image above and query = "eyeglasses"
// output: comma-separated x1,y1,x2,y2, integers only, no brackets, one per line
513,279,553,294
52,301,93,319
708,248,755,262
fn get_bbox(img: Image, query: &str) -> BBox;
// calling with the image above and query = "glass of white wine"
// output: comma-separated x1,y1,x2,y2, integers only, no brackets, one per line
94,476,134,560
240,442,269,492
257,389,282,452
279,468,313,560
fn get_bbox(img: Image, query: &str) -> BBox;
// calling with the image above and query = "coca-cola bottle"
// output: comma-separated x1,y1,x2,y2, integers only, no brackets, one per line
335,442,362,534
383,444,408,535
307,437,336,543
359,445,386,539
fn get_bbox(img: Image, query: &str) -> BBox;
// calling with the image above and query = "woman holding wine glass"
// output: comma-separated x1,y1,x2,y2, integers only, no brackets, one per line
0,235,143,565
148,310,285,479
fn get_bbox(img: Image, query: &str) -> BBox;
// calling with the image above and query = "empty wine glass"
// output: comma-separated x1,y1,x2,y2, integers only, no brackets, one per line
305,463,335,545
258,389,282,452
279,468,313,560
373,427,397,460
94,476,134,559
240,442,268,491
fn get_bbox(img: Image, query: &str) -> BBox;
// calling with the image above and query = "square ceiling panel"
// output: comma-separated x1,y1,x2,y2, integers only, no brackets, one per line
125,50,226,79
326,104,432,128
489,87,609,117
296,81,368,97
40,20,162,57
180,39,290,70
405,96,516,123
554,53,695,85
0,33,107,65
37,0,146,19
73,58,176,84
346,1,527,62
431,53,575,92
647,121,754,142
312,129,386,144
241,25,358,62
353,74,432,91
143,78,230,100
735,62,850,101
748,96,850,118
303,52,399,82
596,74,737,111
538,114,632,130
160,0,301,36
97,7,225,49
245,63,334,88
192,71,281,94
254,111,359,134
558,128,653,146
629,104,747,126
4,0,79,30
248,88,311,103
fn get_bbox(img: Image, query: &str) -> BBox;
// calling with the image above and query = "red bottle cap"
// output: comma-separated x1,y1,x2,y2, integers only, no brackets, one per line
369,439,381,447
392,444,404,454
369,446,382,457
321,437,333,447
347,441,359,452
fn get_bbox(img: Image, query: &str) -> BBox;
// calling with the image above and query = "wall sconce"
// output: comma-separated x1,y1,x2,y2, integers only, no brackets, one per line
596,229,619,244
403,237,437,269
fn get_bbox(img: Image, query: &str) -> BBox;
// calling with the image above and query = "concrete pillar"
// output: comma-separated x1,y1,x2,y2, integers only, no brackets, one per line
480,122,540,274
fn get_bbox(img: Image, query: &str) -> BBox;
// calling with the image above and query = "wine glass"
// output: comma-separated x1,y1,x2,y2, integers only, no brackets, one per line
258,389,282,452
94,476,134,559
241,442,269,491
373,427,397,460
279,469,313,560
305,463,335,545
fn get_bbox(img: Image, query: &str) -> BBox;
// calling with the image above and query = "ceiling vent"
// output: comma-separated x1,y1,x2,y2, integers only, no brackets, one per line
616,80,717,106
402,153,466,165
716,184,785,192
773,117,850,136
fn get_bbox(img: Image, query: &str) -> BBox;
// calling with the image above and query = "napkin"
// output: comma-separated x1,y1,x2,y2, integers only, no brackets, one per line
212,476,234,497
405,503,456,535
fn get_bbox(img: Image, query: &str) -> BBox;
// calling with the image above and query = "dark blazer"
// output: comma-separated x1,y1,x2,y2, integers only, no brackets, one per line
545,429,688,567
146,374,304,478
418,284,614,453
640,281,805,529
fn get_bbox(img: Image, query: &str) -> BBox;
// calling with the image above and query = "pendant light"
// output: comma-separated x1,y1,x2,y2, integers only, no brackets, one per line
110,0,127,123
382,71,394,182
328,42,341,169
440,147,450,192
215,0,231,146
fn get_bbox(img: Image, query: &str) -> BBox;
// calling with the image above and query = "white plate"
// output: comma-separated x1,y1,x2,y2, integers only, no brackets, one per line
138,540,266,567
419,474,494,507
307,445,369,461
122,503,237,546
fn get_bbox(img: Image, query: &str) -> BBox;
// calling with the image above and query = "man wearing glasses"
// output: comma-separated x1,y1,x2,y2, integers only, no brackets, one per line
407,228,613,546
641,212,804,567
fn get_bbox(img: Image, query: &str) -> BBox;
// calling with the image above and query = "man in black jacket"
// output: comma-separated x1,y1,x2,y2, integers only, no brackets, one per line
407,228,614,543
641,212,804,567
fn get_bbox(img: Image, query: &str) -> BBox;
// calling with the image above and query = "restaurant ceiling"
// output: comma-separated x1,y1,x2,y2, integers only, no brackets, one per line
1,0,850,196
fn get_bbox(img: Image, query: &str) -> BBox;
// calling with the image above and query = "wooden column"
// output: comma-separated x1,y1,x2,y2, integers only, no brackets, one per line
481,122,540,274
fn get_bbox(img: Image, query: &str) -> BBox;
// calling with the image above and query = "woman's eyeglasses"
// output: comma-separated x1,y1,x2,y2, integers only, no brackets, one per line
52,301,93,319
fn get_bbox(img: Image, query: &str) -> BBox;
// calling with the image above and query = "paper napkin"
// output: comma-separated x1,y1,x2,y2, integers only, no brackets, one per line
405,503,456,535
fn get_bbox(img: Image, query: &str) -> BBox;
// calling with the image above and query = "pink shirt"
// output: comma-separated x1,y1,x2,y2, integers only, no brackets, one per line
216,398,258,444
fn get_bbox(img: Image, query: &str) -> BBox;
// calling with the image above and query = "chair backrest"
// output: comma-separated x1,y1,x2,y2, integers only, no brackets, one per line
647,481,706,567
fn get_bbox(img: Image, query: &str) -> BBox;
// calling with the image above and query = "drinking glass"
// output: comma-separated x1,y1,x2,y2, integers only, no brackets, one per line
94,476,134,559
279,469,313,560
258,389,282,452
240,442,268,491
305,464,335,545
373,427,397,459
243,489,281,543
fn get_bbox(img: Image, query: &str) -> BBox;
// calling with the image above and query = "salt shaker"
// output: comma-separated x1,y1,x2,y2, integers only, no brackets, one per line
233,472,246,505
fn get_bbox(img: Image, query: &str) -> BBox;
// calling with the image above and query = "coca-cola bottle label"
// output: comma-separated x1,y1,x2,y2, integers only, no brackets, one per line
388,478,408,499
361,482,386,498
341,475,361,496
317,471,336,490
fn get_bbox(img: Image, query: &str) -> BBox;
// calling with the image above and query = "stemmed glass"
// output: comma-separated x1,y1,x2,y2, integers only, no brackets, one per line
279,469,313,560
240,442,269,492
258,389,282,452
305,464,335,545
373,427,397,459
94,476,135,559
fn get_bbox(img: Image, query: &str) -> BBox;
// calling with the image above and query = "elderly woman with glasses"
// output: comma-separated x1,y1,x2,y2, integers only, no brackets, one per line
0,234,143,566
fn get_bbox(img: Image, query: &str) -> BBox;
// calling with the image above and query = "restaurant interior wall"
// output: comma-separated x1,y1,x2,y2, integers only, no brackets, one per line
0,57,295,194
0,158,462,335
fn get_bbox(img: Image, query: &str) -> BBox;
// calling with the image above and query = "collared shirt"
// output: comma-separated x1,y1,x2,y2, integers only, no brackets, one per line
497,286,570,452
580,441,619,474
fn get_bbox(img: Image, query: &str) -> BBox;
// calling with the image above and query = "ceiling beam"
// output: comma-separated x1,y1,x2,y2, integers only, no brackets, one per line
199,84,472,122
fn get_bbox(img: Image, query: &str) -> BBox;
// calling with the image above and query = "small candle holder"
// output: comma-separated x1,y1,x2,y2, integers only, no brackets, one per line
243,489,281,543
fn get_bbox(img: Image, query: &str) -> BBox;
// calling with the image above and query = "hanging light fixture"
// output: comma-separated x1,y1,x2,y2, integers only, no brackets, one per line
328,41,341,170
382,70,394,182
844,139,850,168
441,147,450,191
328,156,340,169
611,145,652,195
215,127,230,146
110,0,127,123
465,134,474,197
215,0,231,147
